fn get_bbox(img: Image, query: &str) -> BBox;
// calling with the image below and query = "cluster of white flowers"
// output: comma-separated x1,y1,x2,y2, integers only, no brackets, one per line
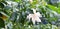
27,8,42,24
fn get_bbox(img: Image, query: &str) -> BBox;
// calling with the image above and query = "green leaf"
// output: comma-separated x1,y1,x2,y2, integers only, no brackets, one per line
15,0,20,2
0,18,5,28
0,2,4,8
47,4,60,14
0,1,7,8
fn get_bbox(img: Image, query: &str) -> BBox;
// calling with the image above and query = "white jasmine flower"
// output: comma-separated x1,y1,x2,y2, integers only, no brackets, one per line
27,9,42,24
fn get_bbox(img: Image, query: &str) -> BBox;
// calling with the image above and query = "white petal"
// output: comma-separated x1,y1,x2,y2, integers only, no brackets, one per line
36,18,41,22
34,17,41,22
36,12,42,17
27,14,33,20
32,18,35,24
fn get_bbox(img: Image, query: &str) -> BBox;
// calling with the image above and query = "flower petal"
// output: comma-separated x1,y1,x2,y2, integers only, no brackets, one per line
27,14,33,20
36,12,42,17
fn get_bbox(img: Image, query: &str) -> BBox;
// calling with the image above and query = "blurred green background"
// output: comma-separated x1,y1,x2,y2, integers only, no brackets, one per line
0,0,60,29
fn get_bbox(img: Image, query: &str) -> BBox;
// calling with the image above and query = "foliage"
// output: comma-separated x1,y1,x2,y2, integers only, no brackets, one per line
0,0,60,29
